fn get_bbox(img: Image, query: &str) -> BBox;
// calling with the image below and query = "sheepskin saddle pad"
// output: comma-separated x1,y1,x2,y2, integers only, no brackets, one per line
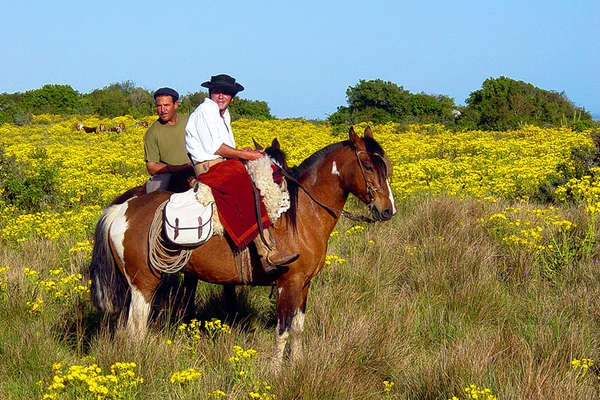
163,156,290,246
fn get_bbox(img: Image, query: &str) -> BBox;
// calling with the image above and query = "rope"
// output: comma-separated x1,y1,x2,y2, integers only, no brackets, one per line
148,200,193,274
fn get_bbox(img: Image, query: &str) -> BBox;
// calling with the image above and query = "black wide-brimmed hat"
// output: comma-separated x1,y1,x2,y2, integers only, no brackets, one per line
201,74,244,95
153,87,179,102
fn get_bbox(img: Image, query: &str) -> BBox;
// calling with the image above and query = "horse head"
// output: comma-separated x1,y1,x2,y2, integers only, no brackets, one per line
346,126,396,221
253,138,289,171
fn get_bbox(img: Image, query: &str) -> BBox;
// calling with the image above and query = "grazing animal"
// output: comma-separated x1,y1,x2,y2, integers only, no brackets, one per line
89,126,396,368
75,123,99,133
109,122,126,133
134,120,149,128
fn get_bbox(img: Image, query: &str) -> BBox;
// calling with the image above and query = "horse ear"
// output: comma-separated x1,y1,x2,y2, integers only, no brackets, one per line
271,138,281,150
252,138,264,151
364,125,373,138
349,126,361,148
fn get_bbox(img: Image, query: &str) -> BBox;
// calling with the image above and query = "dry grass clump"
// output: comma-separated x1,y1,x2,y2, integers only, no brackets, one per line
1,195,600,399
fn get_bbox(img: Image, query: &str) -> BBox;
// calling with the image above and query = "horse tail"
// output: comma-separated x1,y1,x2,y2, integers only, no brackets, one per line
89,203,130,314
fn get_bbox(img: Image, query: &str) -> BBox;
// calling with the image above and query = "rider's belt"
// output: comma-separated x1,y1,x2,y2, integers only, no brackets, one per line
193,158,225,176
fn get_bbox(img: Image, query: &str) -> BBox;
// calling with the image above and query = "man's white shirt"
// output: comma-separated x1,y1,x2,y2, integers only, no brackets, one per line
185,98,235,163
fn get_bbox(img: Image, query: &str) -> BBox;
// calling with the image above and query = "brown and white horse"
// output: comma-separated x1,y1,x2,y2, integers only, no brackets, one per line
89,126,396,367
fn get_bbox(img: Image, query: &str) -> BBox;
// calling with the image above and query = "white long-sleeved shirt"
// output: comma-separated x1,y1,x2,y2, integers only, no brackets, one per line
185,98,235,163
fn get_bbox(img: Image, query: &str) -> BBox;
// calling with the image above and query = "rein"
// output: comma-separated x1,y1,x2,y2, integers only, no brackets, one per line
276,150,389,223
284,168,375,222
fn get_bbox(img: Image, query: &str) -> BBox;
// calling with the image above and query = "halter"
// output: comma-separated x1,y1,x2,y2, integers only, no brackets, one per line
355,149,393,206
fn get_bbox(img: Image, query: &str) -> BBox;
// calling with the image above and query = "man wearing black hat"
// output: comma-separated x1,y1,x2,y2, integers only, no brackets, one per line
143,87,192,192
186,74,298,272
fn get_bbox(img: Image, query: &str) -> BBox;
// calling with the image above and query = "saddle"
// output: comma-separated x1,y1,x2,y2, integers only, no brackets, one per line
161,156,289,247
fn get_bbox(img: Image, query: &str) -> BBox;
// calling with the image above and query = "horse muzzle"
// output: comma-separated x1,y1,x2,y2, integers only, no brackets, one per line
369,204,394,221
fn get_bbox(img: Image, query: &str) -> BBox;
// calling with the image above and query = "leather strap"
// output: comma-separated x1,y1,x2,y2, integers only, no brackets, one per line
193,158,225,176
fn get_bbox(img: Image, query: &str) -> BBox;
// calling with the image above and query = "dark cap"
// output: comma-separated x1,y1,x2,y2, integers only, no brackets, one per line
153,87,179,102
201,74,244,96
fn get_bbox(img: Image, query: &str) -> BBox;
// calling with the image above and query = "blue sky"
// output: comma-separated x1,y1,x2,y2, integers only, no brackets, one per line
2,1,598,119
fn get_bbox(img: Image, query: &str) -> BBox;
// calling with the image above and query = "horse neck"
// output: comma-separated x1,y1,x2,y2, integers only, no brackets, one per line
294,148,352,237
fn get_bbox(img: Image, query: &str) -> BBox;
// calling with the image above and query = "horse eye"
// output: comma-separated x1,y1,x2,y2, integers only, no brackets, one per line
364,165,374,172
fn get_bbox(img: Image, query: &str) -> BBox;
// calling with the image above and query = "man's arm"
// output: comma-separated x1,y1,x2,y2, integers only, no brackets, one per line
146,161,191,176
215,144,263,161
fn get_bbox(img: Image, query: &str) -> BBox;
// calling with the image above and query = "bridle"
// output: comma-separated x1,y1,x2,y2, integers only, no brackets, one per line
275,148,393,223
355,149,393,207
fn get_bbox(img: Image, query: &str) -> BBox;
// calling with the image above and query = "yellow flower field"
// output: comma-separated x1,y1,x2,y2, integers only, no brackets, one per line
0,114,598,243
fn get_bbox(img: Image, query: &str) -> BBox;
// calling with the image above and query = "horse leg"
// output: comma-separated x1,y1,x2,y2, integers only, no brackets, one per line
108,201,155,337
126,284,152,337
272,276,307,371
223,284,237,319
177,272,198,320
151,272,198,323
289,281,311,363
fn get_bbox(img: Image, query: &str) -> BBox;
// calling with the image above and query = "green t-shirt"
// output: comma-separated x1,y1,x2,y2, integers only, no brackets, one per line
143,113,190,165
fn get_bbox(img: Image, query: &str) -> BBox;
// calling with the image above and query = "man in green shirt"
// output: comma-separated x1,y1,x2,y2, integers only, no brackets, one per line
144,87,192,192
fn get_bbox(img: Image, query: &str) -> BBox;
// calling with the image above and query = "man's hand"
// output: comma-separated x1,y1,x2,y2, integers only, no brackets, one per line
242,149,264,160
216,144,264,161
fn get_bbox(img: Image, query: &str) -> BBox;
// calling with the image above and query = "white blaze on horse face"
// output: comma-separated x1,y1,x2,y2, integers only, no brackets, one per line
386,180,397,215
109,201,130,265
331,161,340,176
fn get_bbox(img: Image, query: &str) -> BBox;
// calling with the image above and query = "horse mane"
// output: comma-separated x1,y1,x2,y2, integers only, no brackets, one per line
281,141,350,232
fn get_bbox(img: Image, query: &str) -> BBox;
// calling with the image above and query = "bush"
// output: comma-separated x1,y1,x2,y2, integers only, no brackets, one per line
179,91,273,121
458,76,592,131
329,79,456,126
20,84,83,115
0,146,60,212
229,98,273,121
85,87,131,118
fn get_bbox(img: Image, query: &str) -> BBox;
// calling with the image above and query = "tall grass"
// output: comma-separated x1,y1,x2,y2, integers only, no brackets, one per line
1,195,599,399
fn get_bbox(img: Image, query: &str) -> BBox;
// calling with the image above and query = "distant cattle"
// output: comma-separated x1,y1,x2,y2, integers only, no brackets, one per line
134,120,149,128
74,122,125,133
74,122,99,133
108,122,126,133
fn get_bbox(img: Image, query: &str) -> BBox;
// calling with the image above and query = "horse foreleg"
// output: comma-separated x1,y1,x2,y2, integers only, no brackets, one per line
179,272,198,320
223,284,237,319
127,285,152,337
272,277,308,371
289,282,310,363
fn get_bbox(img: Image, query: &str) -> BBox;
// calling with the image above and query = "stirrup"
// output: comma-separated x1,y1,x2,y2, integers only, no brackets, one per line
266,252,299,267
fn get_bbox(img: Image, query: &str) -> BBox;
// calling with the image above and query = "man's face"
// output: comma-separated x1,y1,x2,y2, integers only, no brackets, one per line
210,90,233,113
155,95,178,124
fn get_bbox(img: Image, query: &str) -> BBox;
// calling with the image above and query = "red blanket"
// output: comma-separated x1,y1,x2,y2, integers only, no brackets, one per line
197,160,271,249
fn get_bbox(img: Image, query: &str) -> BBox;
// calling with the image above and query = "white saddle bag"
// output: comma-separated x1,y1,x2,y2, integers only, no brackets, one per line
163,189,214,246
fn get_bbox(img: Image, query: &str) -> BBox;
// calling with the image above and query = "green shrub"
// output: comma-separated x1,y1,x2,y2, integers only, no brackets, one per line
458,76,592,131
329,79,456,126
0,146,60,212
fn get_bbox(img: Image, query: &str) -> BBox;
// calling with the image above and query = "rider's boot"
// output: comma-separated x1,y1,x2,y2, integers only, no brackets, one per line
254,228,299,273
